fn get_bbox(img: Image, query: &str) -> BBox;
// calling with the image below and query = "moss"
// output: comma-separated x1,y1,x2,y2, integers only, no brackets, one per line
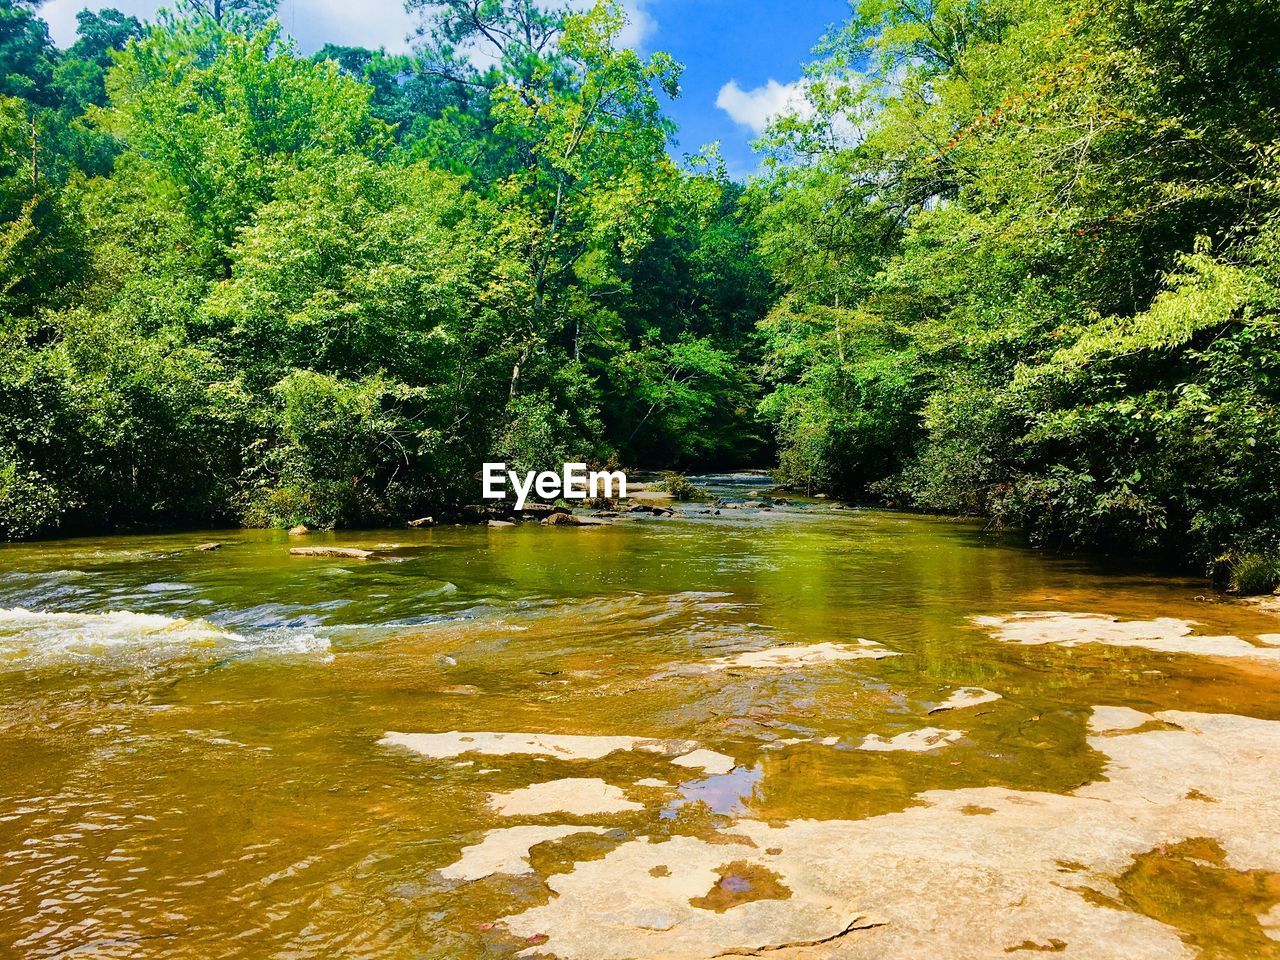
1113,838,1280,959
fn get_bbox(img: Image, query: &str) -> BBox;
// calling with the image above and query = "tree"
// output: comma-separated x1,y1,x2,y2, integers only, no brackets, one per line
408,0,568,84
175,0,278,30
100,21,392,273
54,8,144,115
0,96,82,313
750,0,1280,581
311,43,486,148
0,0,56,107
463,2,681,393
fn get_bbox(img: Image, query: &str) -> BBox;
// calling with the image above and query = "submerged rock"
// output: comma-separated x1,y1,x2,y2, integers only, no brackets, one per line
288,547,374,560
194,542,222,552
688,860,792,914
857,727,964,752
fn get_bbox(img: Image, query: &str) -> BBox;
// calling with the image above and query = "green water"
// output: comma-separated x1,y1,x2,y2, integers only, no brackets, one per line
1,475,1276,958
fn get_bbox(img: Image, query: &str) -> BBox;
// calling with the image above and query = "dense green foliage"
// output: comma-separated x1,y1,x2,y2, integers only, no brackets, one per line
750,0,1280,588
0,0,769,537
1,0,1277,590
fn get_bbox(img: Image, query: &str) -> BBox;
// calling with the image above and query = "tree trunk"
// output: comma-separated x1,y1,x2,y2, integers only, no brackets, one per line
509,346,528,400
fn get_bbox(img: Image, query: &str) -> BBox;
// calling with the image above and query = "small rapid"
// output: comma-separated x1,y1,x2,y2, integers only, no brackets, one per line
0,607,329,670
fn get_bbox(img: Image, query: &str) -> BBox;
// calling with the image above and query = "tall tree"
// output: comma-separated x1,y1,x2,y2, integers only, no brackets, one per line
100,21,392,273
750,0,1280,576
175,0,278,30
0,0,56,106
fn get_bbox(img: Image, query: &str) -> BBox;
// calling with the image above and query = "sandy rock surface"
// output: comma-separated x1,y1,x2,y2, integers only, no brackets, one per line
928,687,1002,714
380,731,679,761
856,727,964,752
440,825,611,882
975,611,1280,662
702,641,900,671
670,749,736,776
499,707,1280,960
489,778,645,817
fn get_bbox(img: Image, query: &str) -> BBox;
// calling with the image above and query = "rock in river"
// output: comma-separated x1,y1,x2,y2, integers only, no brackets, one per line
440,826,612,883
289,546,375,560
488,778,645,817
857,727,964,752
670,749,736,776
543,513,606,527
380,731,686,762
498,707,1280,960
702,640,899,671
928,687,1002,715
975,611,1280,664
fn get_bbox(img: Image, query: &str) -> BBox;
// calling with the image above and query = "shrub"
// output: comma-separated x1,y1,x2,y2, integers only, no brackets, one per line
657,472,702,501
0,450,64,539
245,371,405,529
1214,552,1280,596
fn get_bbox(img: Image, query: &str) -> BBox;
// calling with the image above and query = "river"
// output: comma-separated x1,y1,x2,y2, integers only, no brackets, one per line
2,474,1279,959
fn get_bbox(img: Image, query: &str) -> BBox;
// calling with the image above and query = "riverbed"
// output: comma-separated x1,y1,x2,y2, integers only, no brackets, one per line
2,475,1279,959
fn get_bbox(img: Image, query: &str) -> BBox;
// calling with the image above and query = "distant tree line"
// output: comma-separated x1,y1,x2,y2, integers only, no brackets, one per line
1,0,1277,591
0,0,770,536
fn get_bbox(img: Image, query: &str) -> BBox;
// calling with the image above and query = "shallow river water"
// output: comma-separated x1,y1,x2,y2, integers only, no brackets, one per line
2,475,1280,959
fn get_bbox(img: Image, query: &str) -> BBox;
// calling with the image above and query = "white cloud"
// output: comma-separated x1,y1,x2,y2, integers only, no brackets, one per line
617,0,656,51
281,0,416,53
39,0,419,53
564,0,655,50
715,78,813,136
39,0,652,55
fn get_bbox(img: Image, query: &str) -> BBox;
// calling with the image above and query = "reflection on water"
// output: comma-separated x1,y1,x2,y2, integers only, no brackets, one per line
665,766,764,818
1,474,1278,957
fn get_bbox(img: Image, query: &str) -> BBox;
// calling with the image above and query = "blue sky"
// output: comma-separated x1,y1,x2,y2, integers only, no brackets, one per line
37,0,849,177
638,0,848,176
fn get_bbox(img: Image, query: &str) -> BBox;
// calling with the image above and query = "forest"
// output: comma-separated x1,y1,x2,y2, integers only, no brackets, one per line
1,0,1278,592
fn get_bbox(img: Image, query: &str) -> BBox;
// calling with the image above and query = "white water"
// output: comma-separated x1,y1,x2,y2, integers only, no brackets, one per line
0,607,330,668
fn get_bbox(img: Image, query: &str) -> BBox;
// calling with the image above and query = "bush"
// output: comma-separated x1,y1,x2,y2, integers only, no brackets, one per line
0,450,64,539
1214,552,1280,596
657,472,702,501
243,371,413,528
